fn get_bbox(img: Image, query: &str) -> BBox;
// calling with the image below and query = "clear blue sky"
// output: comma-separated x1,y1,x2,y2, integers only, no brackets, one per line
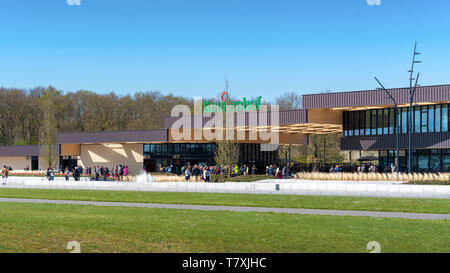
0,0,449,102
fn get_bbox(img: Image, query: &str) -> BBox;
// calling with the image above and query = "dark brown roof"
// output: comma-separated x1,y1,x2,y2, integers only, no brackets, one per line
163,109,308,129
57,129,168,144
303,84,450,109
0,145,41,157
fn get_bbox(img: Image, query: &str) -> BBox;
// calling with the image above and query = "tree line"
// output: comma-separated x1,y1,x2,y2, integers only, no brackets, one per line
0,86,192,146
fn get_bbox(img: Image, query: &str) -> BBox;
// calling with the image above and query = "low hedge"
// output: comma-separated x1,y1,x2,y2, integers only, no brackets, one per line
148,172,179,176
210,174,273,183
149,173,274,182
406,180,450,185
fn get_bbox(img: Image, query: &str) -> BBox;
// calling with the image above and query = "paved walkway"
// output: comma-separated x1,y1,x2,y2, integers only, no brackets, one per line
0,197,448,220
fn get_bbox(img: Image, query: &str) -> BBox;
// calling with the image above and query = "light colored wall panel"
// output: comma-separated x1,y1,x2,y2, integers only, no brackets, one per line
79,143,144,175
0,157,31,171
279,133,308,145
307,109,343,124
61,144,81,156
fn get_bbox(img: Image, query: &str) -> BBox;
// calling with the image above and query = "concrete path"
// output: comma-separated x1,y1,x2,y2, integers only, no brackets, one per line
0,197,448,220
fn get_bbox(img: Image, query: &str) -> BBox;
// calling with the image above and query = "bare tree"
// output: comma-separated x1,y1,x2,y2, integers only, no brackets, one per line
213,77,241,177
309,133,344,164
39,87,60,169
275,92,303,163
275,92,302,110
214,140,240,177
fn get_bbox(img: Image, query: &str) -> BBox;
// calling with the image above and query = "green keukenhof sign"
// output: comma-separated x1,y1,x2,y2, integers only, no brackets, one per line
203,92,262,113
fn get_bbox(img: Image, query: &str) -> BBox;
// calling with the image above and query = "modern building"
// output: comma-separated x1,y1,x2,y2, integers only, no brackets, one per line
303,84,450,172
0,83,449,173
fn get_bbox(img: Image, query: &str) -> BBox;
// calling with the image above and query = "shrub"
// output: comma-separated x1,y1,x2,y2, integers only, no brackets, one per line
210,174,271,183
148,172,179,176
406,180,450,185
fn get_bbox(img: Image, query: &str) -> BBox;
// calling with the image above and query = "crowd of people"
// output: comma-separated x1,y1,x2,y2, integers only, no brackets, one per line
0,160,393,185
154,163,294,180
326,164,375,173
91,165,129,181
43,164,129,181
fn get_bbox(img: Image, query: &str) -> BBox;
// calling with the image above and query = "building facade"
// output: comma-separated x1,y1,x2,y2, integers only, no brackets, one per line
0,83,449,174
303,84,450,172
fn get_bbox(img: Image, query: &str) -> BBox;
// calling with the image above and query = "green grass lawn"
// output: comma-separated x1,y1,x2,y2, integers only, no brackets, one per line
0,188,449,214
0,202,448,253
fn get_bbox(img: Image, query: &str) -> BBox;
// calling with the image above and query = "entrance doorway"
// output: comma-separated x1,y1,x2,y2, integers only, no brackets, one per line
144,159,156,172
31,156,39,171
60,156,78,171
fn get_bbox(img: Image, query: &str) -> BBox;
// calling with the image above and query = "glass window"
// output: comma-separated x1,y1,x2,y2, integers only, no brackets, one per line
414,106,421,133
428,105,435,133
377,109,383,135
401,107,408,134
359,111,365,135
209,144,214,153
371,110,377,135
389,108,395,134
343,112,348,136
410,150,418,172
417,150,429,172
348,111,354,136
383,109,389,135
443,104,449,132
180,144,185,153
187,144,192,153
193,144,200,154
157,144,163,155
421,106,428,133
435,105,441,133
430,150,441,172
442,150,450,172
354,111,360,136
365,110,371,135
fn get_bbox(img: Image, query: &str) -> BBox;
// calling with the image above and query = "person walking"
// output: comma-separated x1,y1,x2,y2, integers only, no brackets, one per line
118,165,123,181
2,165,9,185
204,167,211,182
275,166,280,178
193,165,200,182
184,166,191,182
64,167,70,181
113,166,117,181
73,167,79,181
104,167,109,181
94,166,99,181
48,168,55,181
